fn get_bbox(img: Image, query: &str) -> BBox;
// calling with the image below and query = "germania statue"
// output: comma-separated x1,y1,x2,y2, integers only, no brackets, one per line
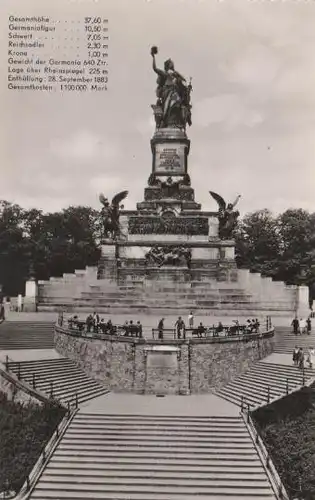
151,46,192,129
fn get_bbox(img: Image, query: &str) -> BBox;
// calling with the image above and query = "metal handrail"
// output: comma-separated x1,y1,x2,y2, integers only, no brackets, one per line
238,367,315,498
56,322,274,346
151,324,251,340
4,361,63,406
239,369,314,414
5,358,61,392
242,411,290,500
61,317,270,340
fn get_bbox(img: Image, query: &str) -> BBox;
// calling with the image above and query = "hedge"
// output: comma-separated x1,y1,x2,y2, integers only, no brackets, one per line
0,392,66,495
253,385,315,500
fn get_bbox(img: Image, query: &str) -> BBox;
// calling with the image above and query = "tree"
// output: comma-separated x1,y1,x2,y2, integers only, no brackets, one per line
0,201,102,296
235,208,315,304
235,209,281,277
0,201,30,296
31,206,101,281
276,209,315,284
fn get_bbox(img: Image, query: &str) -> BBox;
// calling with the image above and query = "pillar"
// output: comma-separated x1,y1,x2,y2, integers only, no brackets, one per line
23,279,38,312
296,286,310,318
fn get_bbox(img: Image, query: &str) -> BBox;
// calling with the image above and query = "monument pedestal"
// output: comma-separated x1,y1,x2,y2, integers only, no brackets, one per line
296,286,310,318
97,125,238,289
23,279,38,312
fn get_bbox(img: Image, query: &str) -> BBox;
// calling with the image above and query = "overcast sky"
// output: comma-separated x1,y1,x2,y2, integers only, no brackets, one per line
1,0,315,217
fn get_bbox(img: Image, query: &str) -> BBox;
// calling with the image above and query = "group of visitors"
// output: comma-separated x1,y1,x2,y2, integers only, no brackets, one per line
244,319,260,334
292,345,314,369
121,320,143,338
68,312,143,338
157,314,204,340
291,316,312,335
68,310,264,341
69,313,116,335
156,313,261,340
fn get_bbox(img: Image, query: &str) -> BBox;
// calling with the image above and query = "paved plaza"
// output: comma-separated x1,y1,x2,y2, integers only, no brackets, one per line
81,392,240,416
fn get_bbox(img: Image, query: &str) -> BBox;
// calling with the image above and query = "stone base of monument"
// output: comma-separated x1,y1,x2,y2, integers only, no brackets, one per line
36,237,301,315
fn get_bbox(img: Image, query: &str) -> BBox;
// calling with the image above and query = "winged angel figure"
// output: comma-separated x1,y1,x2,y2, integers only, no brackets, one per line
209,192,241,240
99,190,128,240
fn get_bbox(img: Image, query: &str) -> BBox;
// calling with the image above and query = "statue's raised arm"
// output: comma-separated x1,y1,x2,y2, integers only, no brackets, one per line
151,46,165,77
232,194,241,208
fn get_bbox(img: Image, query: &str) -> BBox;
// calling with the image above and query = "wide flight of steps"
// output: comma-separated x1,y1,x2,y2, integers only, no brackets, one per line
216,360,315,409
6,358,109,405
274,326,315,354
29,413,277,499
38,279,294,316
0,321,55,349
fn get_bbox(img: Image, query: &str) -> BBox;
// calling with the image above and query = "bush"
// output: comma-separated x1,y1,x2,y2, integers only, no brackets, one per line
0,392,66,494
253,386,315,499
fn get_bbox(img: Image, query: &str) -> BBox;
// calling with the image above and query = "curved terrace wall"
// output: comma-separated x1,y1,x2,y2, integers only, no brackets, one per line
55,326,275,395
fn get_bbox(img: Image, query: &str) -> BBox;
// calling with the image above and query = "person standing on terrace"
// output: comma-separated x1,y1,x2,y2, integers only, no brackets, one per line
188,311,194,329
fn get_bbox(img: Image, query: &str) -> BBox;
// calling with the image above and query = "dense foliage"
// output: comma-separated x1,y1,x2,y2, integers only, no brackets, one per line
0,201,101,296
235,208,315,303
253,386,315,499
0,392,66,494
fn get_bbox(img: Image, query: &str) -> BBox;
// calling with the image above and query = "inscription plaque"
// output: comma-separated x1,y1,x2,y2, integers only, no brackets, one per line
154,143,186,175
128,216,209,235
147,352,178,369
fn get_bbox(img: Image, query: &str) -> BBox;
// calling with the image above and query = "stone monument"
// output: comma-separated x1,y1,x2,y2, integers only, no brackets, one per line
37,47,301,316
97,46,240,288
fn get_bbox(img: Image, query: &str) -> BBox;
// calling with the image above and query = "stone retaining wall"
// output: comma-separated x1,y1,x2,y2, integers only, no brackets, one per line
55,326,275,395
190,336,274,392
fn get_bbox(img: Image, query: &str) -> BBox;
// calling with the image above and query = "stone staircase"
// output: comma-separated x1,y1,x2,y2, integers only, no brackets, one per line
216,360,315,409
274,326,315,354
38,280,294,316
29,413,277,499
0,321,55,349
1,324,304,498
6,358,109,405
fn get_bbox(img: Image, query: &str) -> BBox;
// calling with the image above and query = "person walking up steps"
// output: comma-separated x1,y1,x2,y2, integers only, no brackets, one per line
291,316,299,335
307,317,312,335
301,318,308,335
307,347,314,369
293,345,299,366
298,347,305,370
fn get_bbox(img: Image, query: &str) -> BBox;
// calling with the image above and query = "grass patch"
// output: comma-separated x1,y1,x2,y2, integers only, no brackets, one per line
0,391,66,495
252,386,315,500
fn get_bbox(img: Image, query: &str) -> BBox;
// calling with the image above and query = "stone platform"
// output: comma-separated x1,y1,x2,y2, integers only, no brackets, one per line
37,263,299,316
